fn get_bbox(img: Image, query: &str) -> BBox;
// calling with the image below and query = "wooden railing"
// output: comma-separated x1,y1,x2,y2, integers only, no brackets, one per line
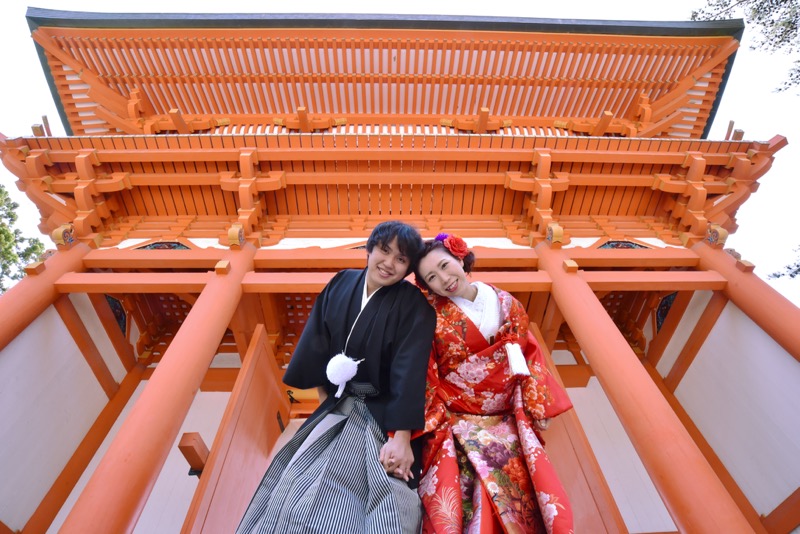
181,324,290,533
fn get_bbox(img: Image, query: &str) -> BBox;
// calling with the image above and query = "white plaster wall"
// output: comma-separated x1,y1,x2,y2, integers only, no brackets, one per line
569,377,676,533
68,293,127,382
656,290,713,377
561,237,678,249
116,238,150,249
211,352,243,368
0,306,107,531
129,318,141,355
675,301,800,515
48,386,230,533
643,309,655,349
551,349,577,365
562,238,599,249
135,391,229,533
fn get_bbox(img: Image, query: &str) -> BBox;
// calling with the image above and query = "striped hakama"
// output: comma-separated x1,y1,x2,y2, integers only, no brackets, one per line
237,383,422,534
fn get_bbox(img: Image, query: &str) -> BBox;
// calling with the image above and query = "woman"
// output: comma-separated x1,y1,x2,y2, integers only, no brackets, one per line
413,234,574,534
237,221,436,534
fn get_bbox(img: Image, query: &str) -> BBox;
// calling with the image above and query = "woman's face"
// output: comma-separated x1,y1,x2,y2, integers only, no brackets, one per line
418,247,472,300
366,237,408,294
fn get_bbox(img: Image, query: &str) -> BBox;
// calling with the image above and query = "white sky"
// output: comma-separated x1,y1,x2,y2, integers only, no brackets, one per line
1,0,798,304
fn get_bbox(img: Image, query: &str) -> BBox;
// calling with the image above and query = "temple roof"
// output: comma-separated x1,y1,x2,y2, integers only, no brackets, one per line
27,8,744,139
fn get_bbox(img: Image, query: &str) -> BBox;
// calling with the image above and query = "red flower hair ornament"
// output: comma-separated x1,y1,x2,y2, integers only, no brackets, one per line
436,233,469,259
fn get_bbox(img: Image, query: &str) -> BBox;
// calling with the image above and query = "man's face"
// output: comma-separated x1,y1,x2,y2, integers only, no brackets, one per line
365,237,408,294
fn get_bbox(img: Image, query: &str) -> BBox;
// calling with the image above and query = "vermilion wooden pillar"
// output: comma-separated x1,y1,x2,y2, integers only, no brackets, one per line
60,244,257,534
692,241,800,360
0,243,90,352
536,243,754,533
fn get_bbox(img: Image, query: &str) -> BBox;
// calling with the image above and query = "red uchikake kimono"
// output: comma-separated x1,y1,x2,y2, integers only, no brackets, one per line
418,285,574,534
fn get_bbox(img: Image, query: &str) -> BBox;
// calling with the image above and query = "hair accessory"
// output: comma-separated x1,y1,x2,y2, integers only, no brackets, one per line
437,233,469,259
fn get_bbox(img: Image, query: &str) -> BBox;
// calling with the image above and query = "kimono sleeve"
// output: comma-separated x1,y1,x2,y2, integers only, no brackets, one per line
522,330,573,419
383,286,436,431
281,270,344,390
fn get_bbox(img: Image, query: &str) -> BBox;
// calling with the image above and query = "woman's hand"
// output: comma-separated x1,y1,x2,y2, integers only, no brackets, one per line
379,430,414,481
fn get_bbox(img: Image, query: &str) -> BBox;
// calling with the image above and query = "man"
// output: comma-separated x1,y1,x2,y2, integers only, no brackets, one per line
238,221,436,534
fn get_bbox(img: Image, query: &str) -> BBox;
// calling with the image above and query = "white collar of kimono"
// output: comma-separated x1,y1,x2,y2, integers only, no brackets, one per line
327,278,376,396
361,276,378,310
451,281,502,341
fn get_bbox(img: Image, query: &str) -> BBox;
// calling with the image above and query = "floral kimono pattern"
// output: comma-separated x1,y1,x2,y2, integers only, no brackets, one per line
419,286,574,534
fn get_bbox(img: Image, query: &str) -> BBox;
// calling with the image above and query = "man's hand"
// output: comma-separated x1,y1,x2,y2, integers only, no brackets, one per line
379,430,414,481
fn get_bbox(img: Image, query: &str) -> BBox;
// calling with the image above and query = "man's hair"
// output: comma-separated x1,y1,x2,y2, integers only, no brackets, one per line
366,221,424,275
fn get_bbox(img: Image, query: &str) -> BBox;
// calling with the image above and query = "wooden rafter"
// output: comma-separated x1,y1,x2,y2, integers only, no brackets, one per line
28,13,743,138
2,131,785,248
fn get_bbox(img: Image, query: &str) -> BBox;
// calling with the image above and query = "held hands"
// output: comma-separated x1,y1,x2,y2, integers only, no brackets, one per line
379,430,414,482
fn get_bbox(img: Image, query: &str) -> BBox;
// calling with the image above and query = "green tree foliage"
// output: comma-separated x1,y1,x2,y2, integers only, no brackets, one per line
692,0,800,91
1,183,45,293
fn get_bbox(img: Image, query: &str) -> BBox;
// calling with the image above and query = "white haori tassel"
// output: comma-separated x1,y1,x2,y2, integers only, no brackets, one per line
326,352,364,398
505,343,531,377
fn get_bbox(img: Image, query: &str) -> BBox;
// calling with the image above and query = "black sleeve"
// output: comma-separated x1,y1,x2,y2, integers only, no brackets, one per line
383,285,436,431
282,271,342,389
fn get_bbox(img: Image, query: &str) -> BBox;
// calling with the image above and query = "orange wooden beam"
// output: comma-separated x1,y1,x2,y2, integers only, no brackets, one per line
22,365,145,534
252,246,538,270
38,144,746,167
642,361,768,533
42,169,731,192
580,270,727,291
763,487,800,534
664,291,729,392
182,324,291,533
60,245,256,534
178,433,210,473
199,368,239,392
241,271,552,293
531,324,627,533
83,248,226,270
646,291,694,367
693,242,800,362
54,272,212,293
566,247,699,268
88,293,136,372
554,364,593,387
536,243,753,532
0,244,90,352
53,295,119,398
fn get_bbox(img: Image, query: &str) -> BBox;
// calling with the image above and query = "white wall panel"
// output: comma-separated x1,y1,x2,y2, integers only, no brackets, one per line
47,385,229,533
676,301,800,515
68,293,127,382
568,378,676,533
656,290,713,377
551,349,577,365
135,391,229,533
643,311,654,349
0,306,107,531
129,319,141,356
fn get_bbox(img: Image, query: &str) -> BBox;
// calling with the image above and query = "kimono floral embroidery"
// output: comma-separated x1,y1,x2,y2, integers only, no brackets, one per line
419,284,574,534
